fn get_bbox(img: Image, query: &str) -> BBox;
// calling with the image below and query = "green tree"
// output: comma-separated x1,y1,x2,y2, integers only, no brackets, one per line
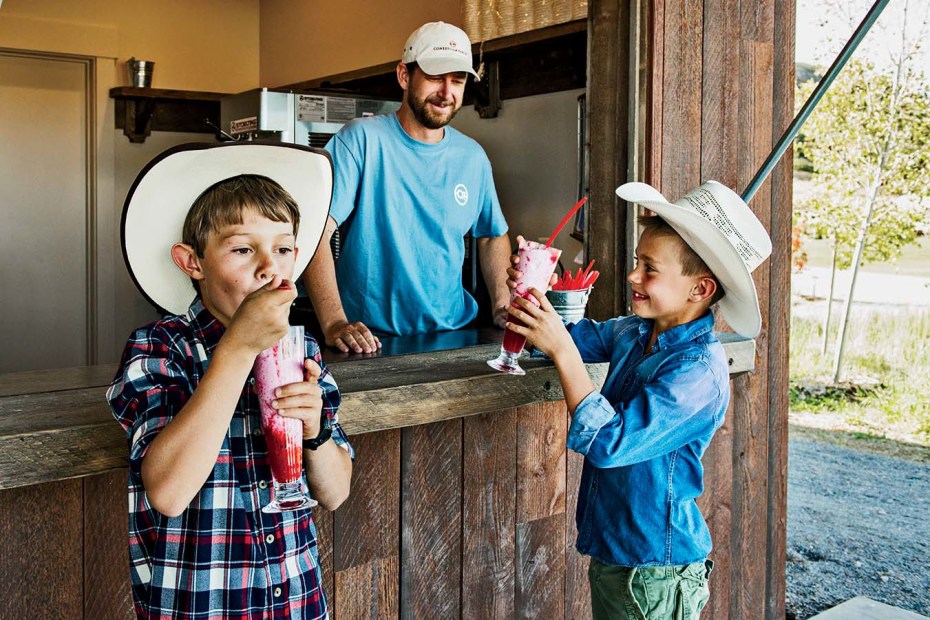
793,19,930,381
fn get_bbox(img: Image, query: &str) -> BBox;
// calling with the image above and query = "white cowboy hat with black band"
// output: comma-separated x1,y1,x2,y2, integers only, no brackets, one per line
121,142,333,316
615,180,772,338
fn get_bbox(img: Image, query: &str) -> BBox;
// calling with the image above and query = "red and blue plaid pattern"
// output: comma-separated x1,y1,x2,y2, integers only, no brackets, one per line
108,299,353,619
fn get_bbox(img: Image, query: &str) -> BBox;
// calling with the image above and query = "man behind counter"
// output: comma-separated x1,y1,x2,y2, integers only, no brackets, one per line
301,21,512,353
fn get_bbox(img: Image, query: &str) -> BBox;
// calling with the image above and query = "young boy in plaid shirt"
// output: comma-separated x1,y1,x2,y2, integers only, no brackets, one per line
108,143,352,618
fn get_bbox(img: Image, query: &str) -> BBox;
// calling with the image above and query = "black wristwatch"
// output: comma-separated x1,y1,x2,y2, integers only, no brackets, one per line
303,424,332,450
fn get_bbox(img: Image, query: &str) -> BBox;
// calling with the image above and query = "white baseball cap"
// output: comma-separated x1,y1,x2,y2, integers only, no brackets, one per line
616,181,772,338
401,21,478,78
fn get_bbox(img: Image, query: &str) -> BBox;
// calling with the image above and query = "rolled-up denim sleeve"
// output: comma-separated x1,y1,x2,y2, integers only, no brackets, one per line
566,356,724,468
567,390,619,454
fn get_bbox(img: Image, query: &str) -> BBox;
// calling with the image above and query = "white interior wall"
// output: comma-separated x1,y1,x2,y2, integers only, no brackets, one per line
452,88,586,269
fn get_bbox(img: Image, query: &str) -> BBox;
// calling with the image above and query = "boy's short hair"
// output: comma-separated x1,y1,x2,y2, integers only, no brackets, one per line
183,174,301,257
638,215,726,306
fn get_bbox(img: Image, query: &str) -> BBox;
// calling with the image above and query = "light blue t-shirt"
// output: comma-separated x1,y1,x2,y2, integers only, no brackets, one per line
325,113,508,337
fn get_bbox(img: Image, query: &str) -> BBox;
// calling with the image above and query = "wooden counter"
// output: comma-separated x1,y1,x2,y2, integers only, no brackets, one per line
0,329,754,617
0,329,753,490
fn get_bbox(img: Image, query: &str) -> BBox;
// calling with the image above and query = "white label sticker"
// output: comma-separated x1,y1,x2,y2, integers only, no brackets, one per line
230,116,258,135
326,97,356,123
297,95,326,122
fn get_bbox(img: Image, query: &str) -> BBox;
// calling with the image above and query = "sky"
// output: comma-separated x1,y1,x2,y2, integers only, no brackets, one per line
795,0,930,77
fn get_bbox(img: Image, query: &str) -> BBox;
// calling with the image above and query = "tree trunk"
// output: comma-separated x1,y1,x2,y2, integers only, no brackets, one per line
821,243,838,355
832,193,877,383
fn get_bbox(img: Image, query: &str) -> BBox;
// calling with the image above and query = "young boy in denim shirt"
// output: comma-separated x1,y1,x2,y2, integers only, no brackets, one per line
108,143,353,618
506,181,771,619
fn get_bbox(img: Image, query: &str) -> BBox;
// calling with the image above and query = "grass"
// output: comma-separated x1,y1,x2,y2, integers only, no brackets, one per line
789,303,930,447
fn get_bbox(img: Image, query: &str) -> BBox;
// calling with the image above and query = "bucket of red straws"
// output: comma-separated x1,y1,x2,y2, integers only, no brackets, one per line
546,260,599,323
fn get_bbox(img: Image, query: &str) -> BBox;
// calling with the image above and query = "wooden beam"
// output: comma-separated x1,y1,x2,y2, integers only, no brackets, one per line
586,0,633,320
766,0,796,617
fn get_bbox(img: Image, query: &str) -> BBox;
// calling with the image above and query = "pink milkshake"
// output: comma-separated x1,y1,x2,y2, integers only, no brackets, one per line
254,325,316,512
488,239,561,375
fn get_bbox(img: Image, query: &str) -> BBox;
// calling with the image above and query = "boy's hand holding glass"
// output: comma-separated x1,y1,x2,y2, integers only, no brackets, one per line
506,289,575,360
254,325,318,513
272,358,325,440
488,238,561,375
505,236,560,291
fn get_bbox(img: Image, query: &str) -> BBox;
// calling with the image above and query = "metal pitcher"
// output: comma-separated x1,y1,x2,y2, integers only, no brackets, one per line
128,57,154,88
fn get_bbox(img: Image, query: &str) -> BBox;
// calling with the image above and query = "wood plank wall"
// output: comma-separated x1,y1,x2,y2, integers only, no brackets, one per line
587,0,794,618
321,402,589,618
0,401,593,618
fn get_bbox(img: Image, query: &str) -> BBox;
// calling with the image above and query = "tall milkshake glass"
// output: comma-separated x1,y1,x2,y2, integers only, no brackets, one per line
488,239,561,375
254,325,316,512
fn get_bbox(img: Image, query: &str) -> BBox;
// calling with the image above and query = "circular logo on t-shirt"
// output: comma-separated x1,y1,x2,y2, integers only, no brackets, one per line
454,184,469,206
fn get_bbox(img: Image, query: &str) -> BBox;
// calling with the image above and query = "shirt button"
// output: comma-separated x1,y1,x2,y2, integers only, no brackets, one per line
265,534,275,544
253,427,262,436
273,587,283,598
258,480,268,489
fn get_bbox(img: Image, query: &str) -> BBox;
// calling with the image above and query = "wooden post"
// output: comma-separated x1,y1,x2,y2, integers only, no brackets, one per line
586,0,632,320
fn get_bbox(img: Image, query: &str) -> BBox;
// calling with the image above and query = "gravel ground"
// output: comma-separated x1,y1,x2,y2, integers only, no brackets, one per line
786,435,930,619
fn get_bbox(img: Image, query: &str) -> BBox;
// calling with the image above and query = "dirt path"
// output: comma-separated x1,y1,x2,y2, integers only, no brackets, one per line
786,427,930,619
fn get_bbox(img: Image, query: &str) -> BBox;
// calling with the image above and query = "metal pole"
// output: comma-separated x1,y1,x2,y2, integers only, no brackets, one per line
741,0,892,203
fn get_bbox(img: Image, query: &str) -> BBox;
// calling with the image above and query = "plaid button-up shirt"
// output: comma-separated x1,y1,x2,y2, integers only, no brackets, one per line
108,299,353,619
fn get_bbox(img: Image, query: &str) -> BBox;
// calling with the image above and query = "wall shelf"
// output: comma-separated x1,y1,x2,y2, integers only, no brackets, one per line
109,87,229,143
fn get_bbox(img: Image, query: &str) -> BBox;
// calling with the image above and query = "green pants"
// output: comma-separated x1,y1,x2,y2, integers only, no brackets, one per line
588,557,713,620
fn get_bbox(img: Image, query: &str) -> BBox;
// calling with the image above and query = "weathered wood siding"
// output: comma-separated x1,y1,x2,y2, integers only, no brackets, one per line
0,402,592,619
587,1,794,618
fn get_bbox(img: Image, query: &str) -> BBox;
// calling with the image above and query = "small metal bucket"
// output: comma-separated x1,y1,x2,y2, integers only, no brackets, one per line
128,57,155,88
546,287,592,323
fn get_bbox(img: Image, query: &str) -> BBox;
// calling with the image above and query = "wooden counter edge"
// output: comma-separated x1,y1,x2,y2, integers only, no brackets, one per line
0,338,754,490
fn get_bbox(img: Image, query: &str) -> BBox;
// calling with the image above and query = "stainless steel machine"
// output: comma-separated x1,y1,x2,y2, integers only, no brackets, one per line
220,88,400,147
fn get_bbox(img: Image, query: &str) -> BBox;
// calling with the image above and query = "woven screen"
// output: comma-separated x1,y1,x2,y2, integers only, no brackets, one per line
463,0,587,43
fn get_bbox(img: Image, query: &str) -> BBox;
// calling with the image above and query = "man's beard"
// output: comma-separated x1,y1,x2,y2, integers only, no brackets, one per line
407,92,461,130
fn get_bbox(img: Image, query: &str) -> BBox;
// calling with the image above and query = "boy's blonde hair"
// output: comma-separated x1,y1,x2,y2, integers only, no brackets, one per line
638,215,725,305
183,174,301,257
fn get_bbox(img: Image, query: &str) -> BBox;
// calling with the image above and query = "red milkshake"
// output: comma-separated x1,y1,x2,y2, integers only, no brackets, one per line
254,325,316,512
488,239,561,375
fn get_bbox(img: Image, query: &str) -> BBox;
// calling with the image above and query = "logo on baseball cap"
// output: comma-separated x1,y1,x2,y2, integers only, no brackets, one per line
402,22,478,78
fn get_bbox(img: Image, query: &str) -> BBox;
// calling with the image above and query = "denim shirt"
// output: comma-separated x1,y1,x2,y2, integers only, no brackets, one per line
566,312,730,567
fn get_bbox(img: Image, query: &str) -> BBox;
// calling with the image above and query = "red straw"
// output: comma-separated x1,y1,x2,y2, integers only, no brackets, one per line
544,197,587,248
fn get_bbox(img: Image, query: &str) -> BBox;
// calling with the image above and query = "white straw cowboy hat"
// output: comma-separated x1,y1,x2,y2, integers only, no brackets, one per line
615,180,772,338
121,142,333,315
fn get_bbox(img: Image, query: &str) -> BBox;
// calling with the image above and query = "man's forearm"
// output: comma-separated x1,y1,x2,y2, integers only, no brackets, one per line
477,233,513,310
302,218,348,333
